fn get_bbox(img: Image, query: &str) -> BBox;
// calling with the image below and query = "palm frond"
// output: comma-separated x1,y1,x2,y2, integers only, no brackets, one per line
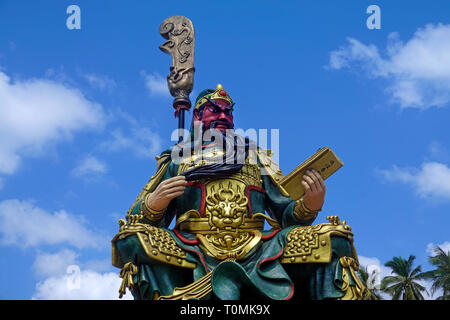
425,245,450,299
382,254,428,300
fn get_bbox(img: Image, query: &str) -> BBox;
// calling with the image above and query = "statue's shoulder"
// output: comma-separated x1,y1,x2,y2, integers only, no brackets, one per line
156,140,194,169
256,148,290,197
155,148,172,169
126,148,173,216
156,141,194,168
256,148,283,176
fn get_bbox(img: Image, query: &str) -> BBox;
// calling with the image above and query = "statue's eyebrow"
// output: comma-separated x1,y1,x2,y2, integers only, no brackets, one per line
205,97,220,108
205,97,235,111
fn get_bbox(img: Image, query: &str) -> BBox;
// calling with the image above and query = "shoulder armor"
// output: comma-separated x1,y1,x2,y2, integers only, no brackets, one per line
256,148,290,197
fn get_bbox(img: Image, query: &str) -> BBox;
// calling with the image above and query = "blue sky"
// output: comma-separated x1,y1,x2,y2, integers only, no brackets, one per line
0,0,449,299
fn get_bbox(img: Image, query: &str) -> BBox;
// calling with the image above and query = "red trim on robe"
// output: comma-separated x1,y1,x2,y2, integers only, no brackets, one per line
257,246,294,300
185,181,206,217
173,228,199,245
261,228,281,240
183,247,209,273
172,230,208,272
245,185,266,218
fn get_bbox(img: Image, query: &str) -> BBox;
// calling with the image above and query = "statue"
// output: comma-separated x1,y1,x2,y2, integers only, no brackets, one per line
111,16,368,301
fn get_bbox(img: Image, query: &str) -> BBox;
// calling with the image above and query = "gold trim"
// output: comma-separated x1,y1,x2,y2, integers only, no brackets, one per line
197,230,262,261
111,217,196,269
156,271,213,300
175,208,281,261
195,84,233,109
178,217,265,233
139,194,165,221
293,198,319,221
337,256,367,300
252,213,281,229
127,153,171,217
281,216,356,264
118,262,138,299
176,211,280,233
256,148,289,197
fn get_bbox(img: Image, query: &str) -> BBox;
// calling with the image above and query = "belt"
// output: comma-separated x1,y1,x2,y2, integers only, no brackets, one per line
175,210,280,233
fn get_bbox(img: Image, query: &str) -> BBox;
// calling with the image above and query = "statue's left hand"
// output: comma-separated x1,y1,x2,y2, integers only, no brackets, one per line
301,169,326,212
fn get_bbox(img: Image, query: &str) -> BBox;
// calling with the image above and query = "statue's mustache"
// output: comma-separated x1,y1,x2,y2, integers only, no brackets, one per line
210,119,233,129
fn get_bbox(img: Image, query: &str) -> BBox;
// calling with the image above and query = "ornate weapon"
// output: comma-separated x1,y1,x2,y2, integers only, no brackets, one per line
159,16,195,142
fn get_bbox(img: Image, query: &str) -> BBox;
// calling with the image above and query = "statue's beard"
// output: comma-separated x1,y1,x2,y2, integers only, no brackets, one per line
179,132,254,182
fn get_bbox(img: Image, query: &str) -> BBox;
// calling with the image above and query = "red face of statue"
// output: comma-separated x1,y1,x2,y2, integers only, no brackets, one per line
193,99,234,133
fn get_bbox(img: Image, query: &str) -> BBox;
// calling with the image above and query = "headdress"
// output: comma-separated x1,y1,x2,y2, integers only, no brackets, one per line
194,84,234,109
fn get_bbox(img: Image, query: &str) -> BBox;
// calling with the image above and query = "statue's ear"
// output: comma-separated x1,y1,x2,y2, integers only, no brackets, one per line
193,108,200,120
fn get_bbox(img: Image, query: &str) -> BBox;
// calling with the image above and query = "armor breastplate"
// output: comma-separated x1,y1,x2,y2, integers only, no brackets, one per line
176,146,265,260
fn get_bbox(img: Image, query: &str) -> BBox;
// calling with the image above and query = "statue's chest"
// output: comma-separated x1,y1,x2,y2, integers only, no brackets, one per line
177,148,263,221
175,148,265,260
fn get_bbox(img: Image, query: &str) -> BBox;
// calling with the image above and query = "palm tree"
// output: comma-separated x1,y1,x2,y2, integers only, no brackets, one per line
357,266,383,300
381,255,428,300
421,246,450,300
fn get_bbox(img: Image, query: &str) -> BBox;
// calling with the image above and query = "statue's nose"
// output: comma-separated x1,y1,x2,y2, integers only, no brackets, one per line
222,206,234,223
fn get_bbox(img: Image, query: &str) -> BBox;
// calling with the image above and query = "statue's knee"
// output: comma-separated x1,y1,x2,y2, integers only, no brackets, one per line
116,235,142,263
330,236,354,259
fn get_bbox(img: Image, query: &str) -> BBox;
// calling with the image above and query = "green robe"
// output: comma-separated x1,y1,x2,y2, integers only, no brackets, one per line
113,140,364,300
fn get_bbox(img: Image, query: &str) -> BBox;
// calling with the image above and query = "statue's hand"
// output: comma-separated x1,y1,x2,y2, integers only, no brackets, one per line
301,169,326,212
146,176,187,212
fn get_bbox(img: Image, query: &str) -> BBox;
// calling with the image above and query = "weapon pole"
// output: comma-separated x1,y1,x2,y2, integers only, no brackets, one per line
159,16,195,143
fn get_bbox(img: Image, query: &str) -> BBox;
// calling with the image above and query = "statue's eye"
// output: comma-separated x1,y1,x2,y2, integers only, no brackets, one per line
207,106,219,113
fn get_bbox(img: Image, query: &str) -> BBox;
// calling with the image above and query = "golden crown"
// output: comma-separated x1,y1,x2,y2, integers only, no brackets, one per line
194,84,234,109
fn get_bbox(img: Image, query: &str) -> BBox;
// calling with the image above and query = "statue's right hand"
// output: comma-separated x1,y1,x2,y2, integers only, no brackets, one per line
146,175,187,212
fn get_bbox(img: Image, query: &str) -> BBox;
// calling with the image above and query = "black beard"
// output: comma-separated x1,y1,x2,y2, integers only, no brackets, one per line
209,119,234,130
180,133,254,182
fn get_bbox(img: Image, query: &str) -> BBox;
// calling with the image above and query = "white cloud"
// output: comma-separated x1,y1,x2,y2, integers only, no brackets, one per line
427,141,450,163
71,155,108,179
427,241,450,255
0,199,106,249
30,249,127,299
32,249,113,277
99,110,163,159
429,141,444,159
32,270,131,300
83,73,116,91
141,71,170,97
328,23,450,109
102,128,162,159
32,249,79,277
0,70,104,175
82,259,112,273
377,162,450,200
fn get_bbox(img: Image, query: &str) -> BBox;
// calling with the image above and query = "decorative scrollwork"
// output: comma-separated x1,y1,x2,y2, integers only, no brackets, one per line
205,182,248,231
112,218,196,269
159,16,195,109
281,216,356,264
